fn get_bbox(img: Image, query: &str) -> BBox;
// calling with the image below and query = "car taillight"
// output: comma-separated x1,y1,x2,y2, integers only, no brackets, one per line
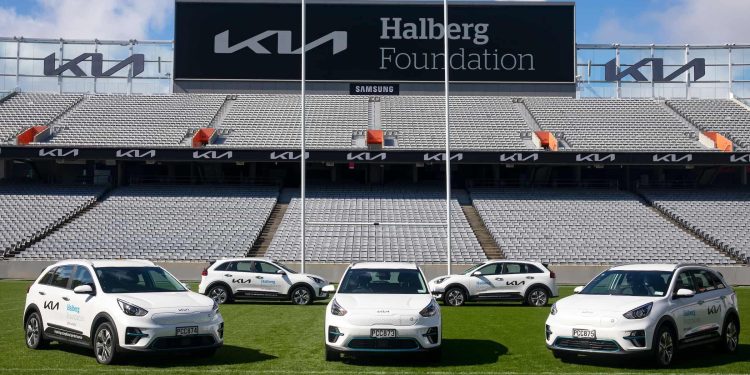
549,271,556,279
201,268,208,277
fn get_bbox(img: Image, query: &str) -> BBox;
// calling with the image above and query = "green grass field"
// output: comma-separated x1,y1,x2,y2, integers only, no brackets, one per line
1,280,747,374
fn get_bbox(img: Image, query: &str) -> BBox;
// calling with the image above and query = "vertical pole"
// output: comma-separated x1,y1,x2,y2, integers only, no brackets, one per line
615,45,621,99
15,38,20,90
443,0,452,275
728,44,733,98
300,0,307,273
685,45,690,98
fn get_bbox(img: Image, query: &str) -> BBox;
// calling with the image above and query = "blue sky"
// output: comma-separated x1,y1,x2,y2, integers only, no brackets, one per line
0,0,748,44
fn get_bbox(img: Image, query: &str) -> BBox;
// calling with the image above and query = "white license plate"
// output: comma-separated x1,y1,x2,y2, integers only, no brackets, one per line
572,328,596,339
370,329,396,338
176,326,199,336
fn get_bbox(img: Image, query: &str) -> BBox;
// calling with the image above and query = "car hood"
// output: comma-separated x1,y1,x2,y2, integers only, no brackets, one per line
112,291,214,311
556,294,659,315
293,273,328,284
335,294,433,311
429,275,456,284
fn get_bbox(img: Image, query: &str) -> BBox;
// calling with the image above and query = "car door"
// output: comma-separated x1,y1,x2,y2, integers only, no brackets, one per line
500,263,532,297
688,269,724,334
42,265,75,330
253,261,290,296
63,265,97,339
469,263,502,296
228,261,259,294
670,270,703,339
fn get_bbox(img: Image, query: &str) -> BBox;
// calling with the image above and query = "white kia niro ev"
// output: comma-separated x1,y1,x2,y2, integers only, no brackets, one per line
23,259,224,365
323,262,442,362
545,264,740,367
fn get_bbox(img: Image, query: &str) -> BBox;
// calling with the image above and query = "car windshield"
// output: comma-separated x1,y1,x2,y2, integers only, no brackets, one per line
95,267,187,293
463,263,484,274
275,261,297,274
581,270,673,297
338,269,428,294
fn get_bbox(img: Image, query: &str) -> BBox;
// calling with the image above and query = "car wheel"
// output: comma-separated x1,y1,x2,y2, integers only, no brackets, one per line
444,287,466,307
208,285,231,305
25,311,48,349
94,322,119,365
719,316,740,353
653,324,676,367
291,286,313,305
526,287,549,307
325,347,339,361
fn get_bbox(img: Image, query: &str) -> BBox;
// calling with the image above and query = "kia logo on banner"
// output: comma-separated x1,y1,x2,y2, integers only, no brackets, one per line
44,53,145,77
174,1,574,82
605,58,706,82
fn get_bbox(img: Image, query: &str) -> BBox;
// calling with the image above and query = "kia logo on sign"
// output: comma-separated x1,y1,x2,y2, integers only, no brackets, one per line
605,58,705,82
215,30,347,55
44,53,145,77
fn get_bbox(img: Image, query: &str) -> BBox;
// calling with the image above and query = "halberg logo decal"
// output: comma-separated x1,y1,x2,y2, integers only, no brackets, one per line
39,148,79,157
605,58,706,82
653,154,693,163
730,154,750,163
192,151,233,160
499,153,539,162
215,30,347,55
44,53,145,77
346,152,387,161
269,151,308,160
576,153,616,162
424,153,464,161
43,301,59,310
115,149,156,158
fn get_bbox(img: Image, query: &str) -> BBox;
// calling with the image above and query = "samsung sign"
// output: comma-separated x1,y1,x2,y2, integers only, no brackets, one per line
174,1,575,83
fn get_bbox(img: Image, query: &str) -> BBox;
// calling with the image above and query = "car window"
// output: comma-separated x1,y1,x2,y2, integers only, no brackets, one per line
255,262,280,274
475,263,500,275
234,261,254,272
503,263,531,274
339,269,428,294
38,267,57,285
49,265,75,289
214,262,230,271
706,272,726,290
526,264,544,273
674,272,696,294
95,267,186,293
689,270,717,294
71,266,94,289
582,270,672,297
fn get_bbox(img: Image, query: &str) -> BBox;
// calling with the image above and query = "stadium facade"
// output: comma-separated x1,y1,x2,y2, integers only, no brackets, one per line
0,0,748,283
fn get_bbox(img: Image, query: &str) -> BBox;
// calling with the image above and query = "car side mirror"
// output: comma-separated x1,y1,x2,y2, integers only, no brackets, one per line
675,288,695,299
276,270,286,275
322,285,336,293
73,285,94,294
573,286,584,294
471,271,482,277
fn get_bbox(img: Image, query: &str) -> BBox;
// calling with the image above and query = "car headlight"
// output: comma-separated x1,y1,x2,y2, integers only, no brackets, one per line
419,300,439,317
307,276,325,284
331,299,347,316
550,303,557,315
117,299,148,317
434,277,449,284
623,302,653,319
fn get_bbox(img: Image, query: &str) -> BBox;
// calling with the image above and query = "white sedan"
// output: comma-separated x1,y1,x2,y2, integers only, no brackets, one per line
545,263,740,367
323,262,441,362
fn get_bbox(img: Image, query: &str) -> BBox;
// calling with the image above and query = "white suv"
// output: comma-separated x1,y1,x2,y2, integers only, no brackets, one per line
198,258,329,305
428,260,558,307
323,262,442,362
545,264,740,367
23,259,223,365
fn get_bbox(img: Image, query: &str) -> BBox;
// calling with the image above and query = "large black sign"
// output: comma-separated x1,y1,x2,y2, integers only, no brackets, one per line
174,1,575,83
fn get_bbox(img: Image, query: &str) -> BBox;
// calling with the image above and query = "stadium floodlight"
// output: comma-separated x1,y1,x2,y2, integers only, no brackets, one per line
300,0,307,273
443,0,452,275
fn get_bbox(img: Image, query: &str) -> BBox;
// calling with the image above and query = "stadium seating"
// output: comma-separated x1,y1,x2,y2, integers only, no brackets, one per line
265,186,486,263
0,93,81,143
523,98,706,151
39,94,226,146
642,189,750,263
0,185,103,256
667,99,750,150
15,185,278,261
470,188,734,265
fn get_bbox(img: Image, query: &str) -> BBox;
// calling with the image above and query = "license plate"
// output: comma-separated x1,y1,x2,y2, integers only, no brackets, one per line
370,329,396,338
572,329,596,339
176,326,198,336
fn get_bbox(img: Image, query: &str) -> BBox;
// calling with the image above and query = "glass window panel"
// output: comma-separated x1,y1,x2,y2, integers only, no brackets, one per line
578,82,616,98
576,48,616,65
132,78,170,94
18,76,58,93
689,82,730,99
732,66,750,81
734,48,750,65
58,60,92,77
690,48,729,65
618,64,651,82
19,42,58,59
18,59,45,75
61,77,95,93
653,49,685,65
733,82,750,99
699,66,729,82
654,83,688,99
97,44,131,60
620,82,652,98
0,58,16,75
1,76,17,92
99,60,131,78
62,43,96,58
95,77,128,93
0,41,17,57
619,48,652,64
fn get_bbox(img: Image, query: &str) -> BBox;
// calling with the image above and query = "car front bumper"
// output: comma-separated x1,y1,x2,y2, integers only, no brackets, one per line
545,317,655,355
325,317,441,352
116,312,224,352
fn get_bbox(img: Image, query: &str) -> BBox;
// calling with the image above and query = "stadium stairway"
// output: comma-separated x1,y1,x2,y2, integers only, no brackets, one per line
247,202,288,257
461,204,504,260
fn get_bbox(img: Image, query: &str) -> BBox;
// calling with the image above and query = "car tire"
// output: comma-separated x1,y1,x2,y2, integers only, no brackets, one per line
325,347,339,361
444,287,466,307
290,285,314,305
25,311,49,349
719,315,740,353
208,284,232,305
652,324,676,367
525,287,549,307
94,321,119,365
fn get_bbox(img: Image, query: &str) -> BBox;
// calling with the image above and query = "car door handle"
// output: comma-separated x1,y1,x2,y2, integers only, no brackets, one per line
224,274,233,277
697,300,705,305
62,297,70,301
494,278,504,281
256,276,264,280
38,291,45,296
526,276,534,280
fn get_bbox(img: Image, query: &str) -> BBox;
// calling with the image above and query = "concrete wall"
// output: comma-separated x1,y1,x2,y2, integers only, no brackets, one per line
2,261,749,286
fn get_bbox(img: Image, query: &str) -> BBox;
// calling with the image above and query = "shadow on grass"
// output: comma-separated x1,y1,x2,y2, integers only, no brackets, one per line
555,343,749,370
44,343,276,367
341,339,507,367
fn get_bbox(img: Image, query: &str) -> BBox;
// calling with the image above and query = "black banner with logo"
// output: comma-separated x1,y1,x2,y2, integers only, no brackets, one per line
174,1,575,83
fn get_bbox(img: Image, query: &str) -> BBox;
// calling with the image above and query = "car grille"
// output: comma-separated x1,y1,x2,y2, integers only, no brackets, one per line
348,338,420,350
554,338,620,352
150,335,216,350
